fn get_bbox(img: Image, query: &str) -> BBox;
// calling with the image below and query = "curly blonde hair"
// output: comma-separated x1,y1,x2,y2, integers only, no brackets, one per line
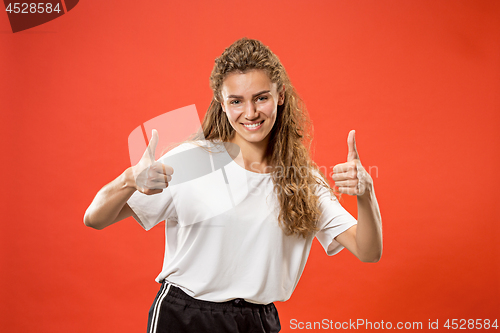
197,37,334,238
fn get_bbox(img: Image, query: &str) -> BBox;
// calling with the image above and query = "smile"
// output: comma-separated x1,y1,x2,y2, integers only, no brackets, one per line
242,120,264,130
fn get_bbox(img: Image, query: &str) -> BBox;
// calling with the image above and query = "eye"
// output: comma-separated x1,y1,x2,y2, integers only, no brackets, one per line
256,96,268,102
230,100,241,105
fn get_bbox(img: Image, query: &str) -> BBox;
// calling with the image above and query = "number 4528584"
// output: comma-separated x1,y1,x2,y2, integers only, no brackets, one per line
444,319,498,330
5,3,61,14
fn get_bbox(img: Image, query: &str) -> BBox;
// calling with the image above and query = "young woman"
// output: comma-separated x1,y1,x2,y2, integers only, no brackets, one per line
84,38,382,333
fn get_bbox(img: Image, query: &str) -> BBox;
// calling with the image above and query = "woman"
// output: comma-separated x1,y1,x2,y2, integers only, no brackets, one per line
84,37,382,333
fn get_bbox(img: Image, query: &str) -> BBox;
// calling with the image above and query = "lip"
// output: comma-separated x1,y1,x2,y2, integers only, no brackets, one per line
241,120,264,131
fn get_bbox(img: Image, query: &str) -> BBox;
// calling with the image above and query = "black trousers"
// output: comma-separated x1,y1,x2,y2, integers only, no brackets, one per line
147,281,281,333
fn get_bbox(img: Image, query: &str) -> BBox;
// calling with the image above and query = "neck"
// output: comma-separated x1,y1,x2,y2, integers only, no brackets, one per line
227,132,272,173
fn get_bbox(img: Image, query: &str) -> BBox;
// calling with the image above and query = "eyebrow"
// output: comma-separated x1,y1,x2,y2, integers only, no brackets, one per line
226,90,271,99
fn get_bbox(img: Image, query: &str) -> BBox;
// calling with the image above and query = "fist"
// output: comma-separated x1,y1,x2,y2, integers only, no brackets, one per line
132,129,174,195
331,130,372,196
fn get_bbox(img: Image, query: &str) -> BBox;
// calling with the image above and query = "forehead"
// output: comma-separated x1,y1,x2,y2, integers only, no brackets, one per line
221,69,277,97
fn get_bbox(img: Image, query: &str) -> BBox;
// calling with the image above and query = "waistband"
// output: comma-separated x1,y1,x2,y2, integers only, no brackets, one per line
162,280,276,311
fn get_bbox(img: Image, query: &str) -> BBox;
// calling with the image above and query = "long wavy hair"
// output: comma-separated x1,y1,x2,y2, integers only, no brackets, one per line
196,38,334,238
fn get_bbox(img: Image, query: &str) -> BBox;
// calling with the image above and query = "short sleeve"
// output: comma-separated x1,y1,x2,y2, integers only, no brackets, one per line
128,187,177,231
314,183,357,256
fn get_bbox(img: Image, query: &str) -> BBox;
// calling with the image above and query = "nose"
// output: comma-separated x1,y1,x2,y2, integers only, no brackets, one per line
243,101,259,120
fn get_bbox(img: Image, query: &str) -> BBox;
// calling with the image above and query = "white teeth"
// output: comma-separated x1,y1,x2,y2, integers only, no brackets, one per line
243,121,263,128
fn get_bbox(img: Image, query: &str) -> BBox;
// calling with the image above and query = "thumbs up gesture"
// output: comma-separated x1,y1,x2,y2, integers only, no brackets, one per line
331,130,372,196
131,129,174,195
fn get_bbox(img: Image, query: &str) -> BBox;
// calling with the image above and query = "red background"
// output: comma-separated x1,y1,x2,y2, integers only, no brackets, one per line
1,0,499,332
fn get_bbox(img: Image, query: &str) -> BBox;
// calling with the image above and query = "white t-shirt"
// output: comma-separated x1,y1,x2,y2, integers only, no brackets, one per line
127,141,357,304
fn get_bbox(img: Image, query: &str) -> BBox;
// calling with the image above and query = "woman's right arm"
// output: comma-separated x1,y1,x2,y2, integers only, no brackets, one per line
83,130,172,230
83,167,137,230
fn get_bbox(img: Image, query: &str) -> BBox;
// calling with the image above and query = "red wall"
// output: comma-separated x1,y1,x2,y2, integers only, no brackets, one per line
1,1,499,332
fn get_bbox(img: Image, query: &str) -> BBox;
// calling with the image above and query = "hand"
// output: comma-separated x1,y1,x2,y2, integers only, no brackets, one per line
331,130,372,196
131,129,173,195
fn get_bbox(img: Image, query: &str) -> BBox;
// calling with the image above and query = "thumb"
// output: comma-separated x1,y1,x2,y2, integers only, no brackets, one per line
146,129,159,161
347,130,359,161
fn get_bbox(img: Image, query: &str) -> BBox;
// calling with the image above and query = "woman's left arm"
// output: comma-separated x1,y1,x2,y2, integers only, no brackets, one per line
331,130,383,263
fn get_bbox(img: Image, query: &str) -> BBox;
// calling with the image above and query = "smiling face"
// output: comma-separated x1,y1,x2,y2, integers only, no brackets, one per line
220,69,284,148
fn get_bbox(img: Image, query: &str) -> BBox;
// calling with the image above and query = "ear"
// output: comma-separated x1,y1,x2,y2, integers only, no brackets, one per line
220,101,226,112
278,84,285,105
